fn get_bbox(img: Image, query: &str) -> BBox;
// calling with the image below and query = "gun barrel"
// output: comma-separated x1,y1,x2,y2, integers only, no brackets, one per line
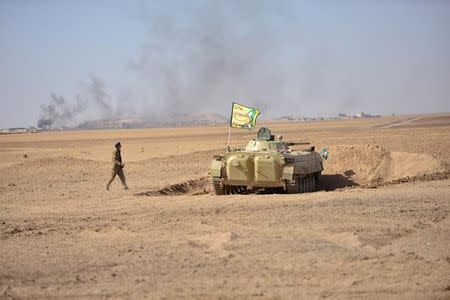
287,141,310,146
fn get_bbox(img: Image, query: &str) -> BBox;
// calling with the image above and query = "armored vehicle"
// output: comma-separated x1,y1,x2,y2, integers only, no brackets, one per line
211,127,326,194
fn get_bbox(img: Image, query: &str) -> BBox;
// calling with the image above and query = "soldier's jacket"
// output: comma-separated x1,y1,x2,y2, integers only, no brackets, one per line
112,149,123,170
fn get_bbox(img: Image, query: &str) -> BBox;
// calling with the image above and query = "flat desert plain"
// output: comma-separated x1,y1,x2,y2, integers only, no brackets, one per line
1,114,450,299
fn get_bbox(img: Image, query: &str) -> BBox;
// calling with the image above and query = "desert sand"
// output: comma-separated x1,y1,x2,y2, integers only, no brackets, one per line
1,114,450,299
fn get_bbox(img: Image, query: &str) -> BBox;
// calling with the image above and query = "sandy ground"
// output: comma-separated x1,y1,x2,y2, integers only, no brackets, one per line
1,114,450,299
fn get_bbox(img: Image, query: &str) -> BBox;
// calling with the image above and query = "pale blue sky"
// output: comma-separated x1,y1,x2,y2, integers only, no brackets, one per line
1,0,449,127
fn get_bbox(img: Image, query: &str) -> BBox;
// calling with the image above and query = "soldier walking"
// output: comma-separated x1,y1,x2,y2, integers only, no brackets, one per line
106,142,129,190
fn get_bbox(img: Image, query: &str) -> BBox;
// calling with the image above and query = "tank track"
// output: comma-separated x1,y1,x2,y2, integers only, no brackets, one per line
285,180,298,194
212,178,246,195
225,186,246,195
285,174,319,194
212,178,224,195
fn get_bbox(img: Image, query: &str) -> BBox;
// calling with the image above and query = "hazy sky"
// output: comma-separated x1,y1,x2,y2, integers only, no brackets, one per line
1,0,450,127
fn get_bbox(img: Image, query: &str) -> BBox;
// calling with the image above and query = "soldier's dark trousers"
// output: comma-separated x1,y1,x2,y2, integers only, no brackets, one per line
107,167,127,189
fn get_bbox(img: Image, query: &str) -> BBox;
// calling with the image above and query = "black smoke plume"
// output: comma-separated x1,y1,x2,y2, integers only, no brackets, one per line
37,75,112,129
37,94,86,129
128,1,332,118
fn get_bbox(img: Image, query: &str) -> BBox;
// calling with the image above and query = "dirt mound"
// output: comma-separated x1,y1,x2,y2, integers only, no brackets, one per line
323,144,447,189
136,144,448,196
134,144,448,196
135,176,212,196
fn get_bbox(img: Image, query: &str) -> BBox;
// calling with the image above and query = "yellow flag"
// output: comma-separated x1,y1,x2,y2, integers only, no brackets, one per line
230,102,261,129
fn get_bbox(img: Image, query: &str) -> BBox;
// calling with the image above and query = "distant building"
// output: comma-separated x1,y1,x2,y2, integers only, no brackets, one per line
0,128,28,134
338,112,381,119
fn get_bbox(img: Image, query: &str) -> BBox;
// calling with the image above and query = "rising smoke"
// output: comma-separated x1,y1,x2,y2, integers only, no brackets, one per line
36,1,378,127
37,1,450,128
37,94,86,129
89,75,113,116
37,75,112,128
129,1,450,118
36,1,369,127
39,2,303,128
129,1,318,118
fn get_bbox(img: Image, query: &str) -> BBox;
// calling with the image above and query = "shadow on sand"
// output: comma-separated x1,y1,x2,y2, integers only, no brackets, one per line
318,174,357,191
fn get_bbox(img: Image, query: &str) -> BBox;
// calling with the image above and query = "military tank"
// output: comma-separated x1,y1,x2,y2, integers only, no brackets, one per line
211,127,326,195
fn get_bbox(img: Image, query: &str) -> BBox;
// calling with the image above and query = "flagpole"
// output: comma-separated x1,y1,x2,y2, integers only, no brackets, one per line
227,125,231,151
227,102,235,151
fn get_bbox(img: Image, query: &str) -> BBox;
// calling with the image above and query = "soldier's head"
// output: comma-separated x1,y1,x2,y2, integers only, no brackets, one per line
115,142,121,149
